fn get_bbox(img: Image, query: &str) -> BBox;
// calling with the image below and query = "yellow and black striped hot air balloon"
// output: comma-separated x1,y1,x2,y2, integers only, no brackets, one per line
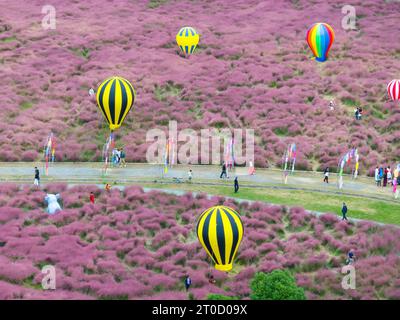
96,76,136,131
196,205,244,272
176,27,200,55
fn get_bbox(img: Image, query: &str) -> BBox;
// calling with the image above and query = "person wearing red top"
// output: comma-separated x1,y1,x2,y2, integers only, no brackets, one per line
89,192,95,204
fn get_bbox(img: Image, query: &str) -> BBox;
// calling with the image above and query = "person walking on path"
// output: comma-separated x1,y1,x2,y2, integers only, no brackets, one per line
323,167,329,184
234,176,239,193
248,161,255,175
375,167,380,186
184,275,192,291
120,148,126,167
188,169,193,182
341,202,348,221
220,162,227,179
89,192,95,204
34,167,40,188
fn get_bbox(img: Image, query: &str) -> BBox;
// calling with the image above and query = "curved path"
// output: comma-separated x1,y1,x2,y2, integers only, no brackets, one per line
0,162,397,203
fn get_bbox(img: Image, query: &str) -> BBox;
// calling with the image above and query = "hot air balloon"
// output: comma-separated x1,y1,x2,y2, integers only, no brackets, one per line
196,205,244,272
306,23,335,62
96,76,136,173
387,79,400,101
176,27,199,56
96,76,136,131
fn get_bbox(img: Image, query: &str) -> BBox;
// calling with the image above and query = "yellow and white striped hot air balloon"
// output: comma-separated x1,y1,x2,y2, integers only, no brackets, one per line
96,76,136,131
196,205,244,272
176,27,200,56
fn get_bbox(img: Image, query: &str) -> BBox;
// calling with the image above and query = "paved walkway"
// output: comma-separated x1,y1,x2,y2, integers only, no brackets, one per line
0,162,396,202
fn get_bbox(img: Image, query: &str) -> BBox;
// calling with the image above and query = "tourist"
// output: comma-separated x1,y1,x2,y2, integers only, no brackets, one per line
375,167,380,186
393,178,398,199
184,275,192,291
248,161,255,175
90,192,95,204
379,167,384,187
34,166,40,188
323,167,329,184
383,167,388,187
220,162,227,179
341,202,348,221
188,169,193,182
329,100,335,111
208,275,216,284
387,166,392,186
234,176,239,193
346,250,356,265
120,148,126,167
354,108,359,120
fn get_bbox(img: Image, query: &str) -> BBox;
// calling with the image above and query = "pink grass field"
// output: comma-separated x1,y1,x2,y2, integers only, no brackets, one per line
0,0,399,173
0,184,399,300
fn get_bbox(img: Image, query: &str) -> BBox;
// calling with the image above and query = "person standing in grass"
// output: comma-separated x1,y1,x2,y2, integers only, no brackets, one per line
329,100,335,111
346,250,356,265
323,167,329,184
341,202,348,221
34,167,40,188
354,108,359,120
208,274,216,284
234,176,239,193
184,275,192,291
89,192,95,204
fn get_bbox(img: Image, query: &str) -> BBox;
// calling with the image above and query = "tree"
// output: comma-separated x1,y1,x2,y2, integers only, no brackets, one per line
250,270,306,300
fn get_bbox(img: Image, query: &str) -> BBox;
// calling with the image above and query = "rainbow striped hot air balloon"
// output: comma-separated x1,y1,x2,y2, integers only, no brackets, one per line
96,76,136,131
176,27,199,56
306,23,335,62
196,205,244,272
387,79,400,101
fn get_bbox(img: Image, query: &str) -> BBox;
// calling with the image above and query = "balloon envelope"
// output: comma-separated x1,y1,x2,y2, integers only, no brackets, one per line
96,76,136,131
306,23,335,62
176,27,199,55
387,79,400,101
196,205,243,272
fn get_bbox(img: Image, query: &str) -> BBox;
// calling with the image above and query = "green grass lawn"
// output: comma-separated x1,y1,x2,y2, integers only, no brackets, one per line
146,183,400,225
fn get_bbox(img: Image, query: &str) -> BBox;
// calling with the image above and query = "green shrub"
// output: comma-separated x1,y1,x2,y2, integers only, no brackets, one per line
250,270,306,300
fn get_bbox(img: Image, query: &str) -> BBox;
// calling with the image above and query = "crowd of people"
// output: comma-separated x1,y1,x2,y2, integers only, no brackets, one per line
374,166,400,188
111,148,126,167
